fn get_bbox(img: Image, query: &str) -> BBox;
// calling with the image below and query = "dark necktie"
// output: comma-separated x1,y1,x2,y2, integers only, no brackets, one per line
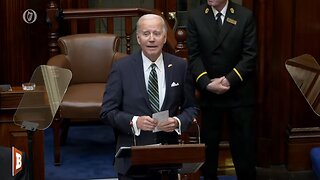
216,12,223,30
148,63,159,112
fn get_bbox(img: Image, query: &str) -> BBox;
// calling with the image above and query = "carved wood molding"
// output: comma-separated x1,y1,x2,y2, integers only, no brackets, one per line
287,126,320,140
46,2,185,58
286,125,320,171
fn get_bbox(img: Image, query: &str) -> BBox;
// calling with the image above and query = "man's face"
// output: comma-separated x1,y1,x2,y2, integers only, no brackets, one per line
207,0,228,11
136,17,167,61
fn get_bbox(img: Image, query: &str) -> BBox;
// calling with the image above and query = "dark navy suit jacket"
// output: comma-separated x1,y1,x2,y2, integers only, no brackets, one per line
100,51,198,174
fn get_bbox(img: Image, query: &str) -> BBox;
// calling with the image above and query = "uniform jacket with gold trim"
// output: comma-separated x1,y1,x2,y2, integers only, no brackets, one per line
187,1,257,107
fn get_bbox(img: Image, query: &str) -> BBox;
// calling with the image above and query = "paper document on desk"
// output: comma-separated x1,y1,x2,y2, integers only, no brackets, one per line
152,110,169,132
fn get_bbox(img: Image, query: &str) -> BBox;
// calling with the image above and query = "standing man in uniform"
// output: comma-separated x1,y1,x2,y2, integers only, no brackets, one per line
187,0,258,179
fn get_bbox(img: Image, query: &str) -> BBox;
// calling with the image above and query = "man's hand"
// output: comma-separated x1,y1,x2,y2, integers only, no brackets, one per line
136,116,158,131
221,76,230,87
157,117,178,132
206,76,230,94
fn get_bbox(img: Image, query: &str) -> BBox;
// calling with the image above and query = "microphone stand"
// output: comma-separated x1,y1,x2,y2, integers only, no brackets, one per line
21,121,39,180
193,119,201,144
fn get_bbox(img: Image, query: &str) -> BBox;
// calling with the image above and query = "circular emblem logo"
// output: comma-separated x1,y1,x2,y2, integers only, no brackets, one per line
23,9,37,24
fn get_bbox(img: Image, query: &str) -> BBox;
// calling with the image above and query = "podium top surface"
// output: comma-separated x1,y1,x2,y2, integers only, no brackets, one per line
129,144,205,165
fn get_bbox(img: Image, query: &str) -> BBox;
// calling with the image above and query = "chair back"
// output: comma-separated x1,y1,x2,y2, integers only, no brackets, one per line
57,33,120,84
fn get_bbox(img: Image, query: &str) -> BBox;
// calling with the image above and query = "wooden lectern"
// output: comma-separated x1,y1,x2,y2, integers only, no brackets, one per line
116,144,205,180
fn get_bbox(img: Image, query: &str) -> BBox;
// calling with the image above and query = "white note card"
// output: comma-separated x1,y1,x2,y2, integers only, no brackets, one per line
152,110,169,132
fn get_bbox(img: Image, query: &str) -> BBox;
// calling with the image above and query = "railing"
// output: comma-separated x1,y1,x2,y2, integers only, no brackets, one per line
47,1,187,58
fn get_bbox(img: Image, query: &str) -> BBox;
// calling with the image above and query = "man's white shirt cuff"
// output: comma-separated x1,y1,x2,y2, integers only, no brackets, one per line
132,116,141,136
173,117,181,135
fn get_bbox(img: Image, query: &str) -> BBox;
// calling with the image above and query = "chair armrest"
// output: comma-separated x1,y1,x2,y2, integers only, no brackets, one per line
47,54,71,71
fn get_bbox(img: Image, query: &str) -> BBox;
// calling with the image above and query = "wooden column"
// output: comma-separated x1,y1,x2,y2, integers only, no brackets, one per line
47,1,60,58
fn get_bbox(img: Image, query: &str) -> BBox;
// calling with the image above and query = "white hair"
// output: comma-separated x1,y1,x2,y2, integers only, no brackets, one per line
136,14,167,34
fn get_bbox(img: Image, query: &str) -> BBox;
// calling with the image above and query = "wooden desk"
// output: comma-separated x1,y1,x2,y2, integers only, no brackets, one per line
0,86,44,180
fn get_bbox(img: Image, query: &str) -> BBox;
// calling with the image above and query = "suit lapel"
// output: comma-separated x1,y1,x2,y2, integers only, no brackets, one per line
203,5,220,43
132,52,153,110
161,53,173,111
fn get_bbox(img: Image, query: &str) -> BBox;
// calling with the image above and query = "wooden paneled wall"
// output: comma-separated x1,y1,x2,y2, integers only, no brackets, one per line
254,0,320,170
0,0,48,86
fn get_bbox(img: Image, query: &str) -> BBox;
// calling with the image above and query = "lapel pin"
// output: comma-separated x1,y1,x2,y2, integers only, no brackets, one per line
226,17,237,25
205,8,209,14
230,8,234,14
168,64,173,67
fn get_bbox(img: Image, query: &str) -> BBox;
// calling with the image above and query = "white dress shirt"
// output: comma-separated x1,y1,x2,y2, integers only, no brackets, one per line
131,52,181,136
211,0,228,25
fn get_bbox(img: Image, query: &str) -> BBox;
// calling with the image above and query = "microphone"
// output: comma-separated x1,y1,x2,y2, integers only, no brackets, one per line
193,118,201,144
183,118,201,144
130,121,137,146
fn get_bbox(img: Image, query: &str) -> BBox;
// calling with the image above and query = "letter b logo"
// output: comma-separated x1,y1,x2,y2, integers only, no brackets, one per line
15,152,22,169
12,147,23,176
